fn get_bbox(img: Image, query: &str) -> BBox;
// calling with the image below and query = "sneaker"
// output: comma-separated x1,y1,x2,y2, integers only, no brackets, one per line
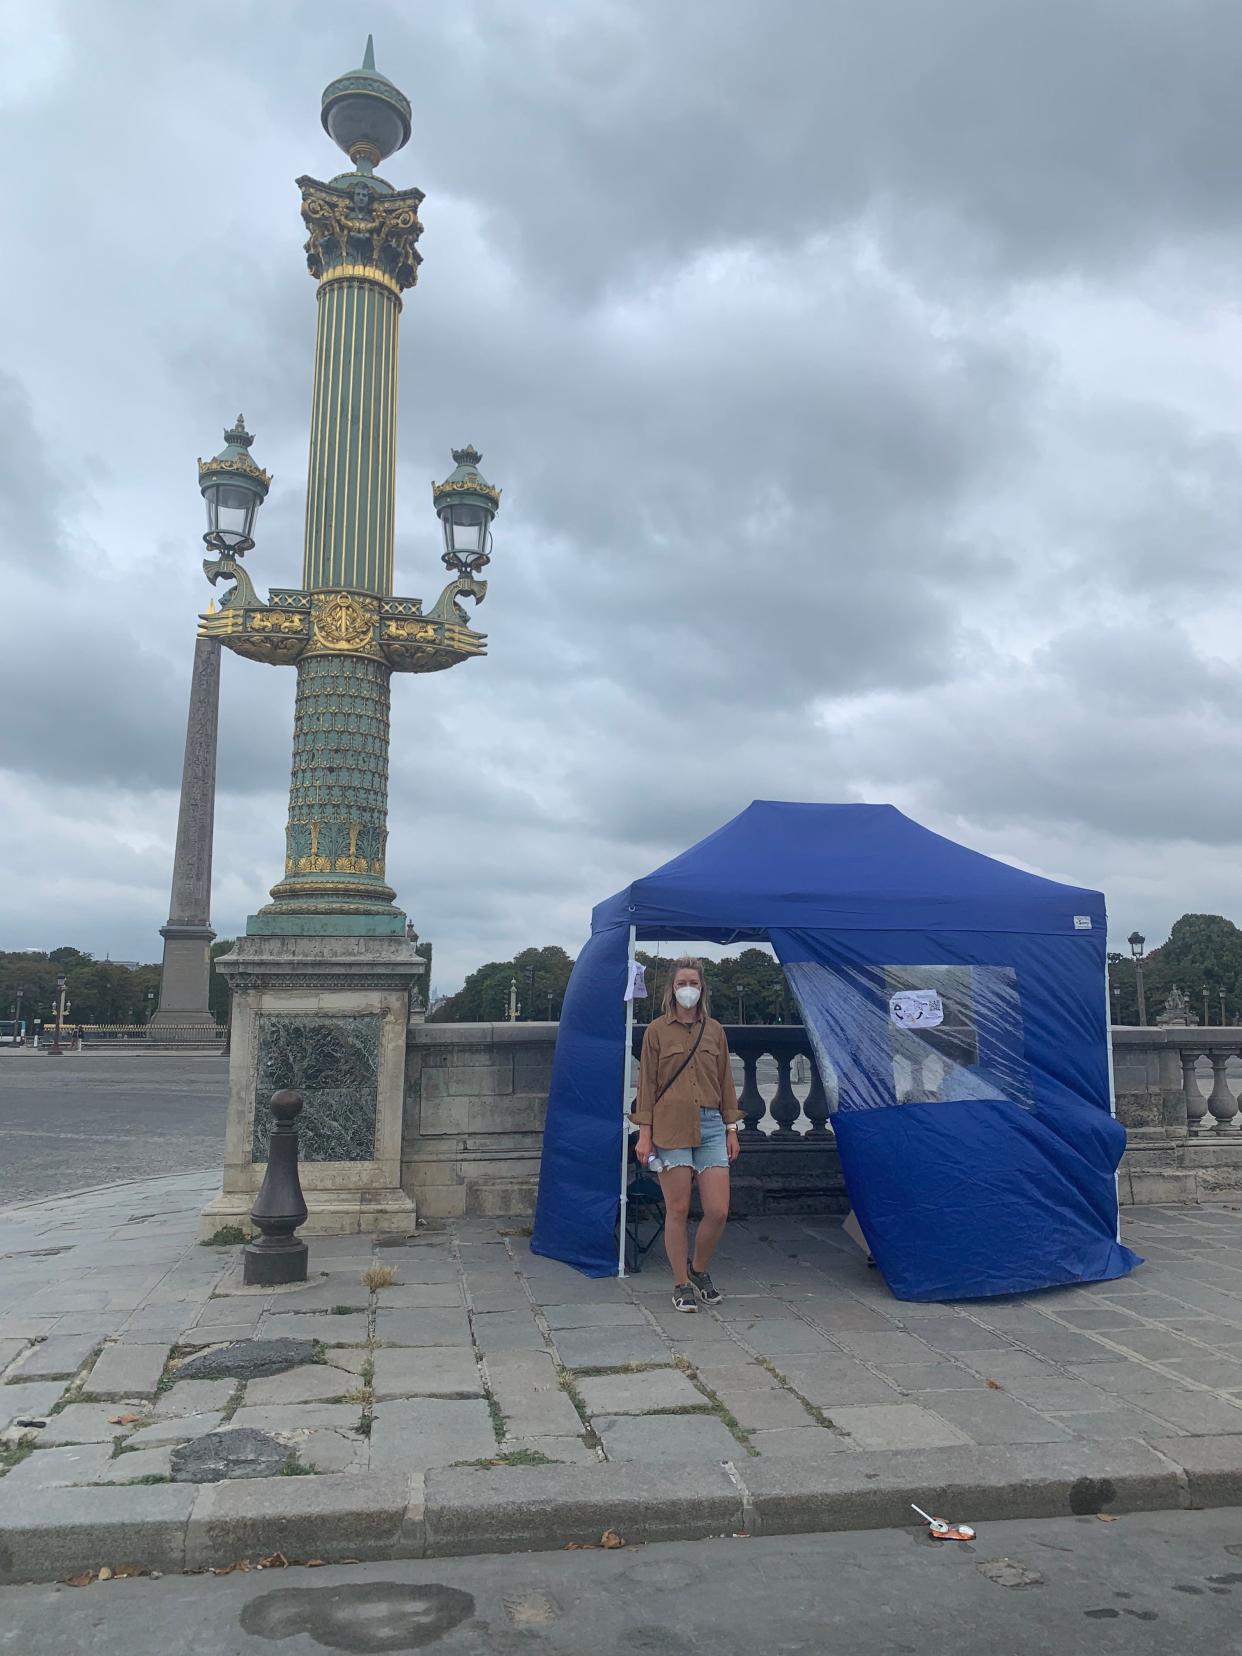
671,1282,698,1313
688,1267,722,1306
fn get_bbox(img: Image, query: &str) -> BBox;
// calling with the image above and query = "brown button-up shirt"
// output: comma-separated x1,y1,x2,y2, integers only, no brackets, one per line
633,1012,741,1149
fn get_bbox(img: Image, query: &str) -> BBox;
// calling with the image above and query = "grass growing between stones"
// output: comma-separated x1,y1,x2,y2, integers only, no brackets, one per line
484,1389,507,1442
555,1371,605,1457
0,1439,33,1476
362,1265,397,1292
281,1456,319,1476
571,1362,672,1378
201,1226,248,1247
674,1361,757,1456
219,1384,244,1423
752,1354,835,1430
455,1448,555,1469
118,1473,172,1486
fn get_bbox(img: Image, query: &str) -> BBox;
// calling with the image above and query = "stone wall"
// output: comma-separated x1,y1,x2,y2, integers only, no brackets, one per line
402,1023,556,1218
399,1022,1242,1222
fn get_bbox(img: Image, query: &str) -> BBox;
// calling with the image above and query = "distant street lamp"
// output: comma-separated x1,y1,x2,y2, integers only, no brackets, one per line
1203,985,1211,1026
1127,932,1147,1027
1220,989,1228,1027
49,975,67,1056
1110,980,1121,1026
11,986,25,1044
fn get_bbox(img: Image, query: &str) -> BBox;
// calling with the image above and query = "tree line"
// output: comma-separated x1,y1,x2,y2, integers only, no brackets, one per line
429,944,796,1023
7,913,1238,1030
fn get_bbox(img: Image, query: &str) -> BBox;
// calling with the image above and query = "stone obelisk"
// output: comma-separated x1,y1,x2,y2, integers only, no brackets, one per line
149,635,220,1039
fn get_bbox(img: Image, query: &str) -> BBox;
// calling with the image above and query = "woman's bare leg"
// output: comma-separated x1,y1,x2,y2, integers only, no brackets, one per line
692,1168,730,1273
659,1167,694,1281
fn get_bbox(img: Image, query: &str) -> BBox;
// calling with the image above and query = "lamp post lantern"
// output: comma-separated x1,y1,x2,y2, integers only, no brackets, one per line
1128,932,1147,1027
199,38,501,1238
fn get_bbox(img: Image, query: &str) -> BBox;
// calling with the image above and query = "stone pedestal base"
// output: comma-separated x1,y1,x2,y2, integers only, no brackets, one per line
202,933,424,1238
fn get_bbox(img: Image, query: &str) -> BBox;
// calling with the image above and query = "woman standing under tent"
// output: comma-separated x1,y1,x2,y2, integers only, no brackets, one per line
632,958,742,1312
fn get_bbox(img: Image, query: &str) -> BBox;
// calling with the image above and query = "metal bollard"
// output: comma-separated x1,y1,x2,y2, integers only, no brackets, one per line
243,1087,309,1286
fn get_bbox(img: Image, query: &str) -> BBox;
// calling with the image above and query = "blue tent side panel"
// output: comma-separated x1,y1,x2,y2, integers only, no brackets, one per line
531,925,629,1276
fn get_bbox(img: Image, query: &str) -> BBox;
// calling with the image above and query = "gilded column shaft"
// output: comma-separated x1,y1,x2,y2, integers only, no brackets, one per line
266,650,397,914
303,273,400,596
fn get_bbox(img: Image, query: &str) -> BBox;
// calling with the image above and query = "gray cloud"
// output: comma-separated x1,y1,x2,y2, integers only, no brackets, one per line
4,1,1242,984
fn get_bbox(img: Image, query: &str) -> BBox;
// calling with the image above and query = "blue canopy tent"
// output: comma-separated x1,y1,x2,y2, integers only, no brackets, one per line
531,801,1141,1300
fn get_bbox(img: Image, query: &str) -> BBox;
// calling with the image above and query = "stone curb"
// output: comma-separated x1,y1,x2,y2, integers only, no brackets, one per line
0,1437,1234,1584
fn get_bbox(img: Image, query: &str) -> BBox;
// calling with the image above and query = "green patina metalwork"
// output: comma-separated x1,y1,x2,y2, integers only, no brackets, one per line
197,42,499,934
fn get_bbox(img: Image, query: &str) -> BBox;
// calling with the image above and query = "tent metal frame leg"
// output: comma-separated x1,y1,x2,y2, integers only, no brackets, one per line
616,923,637,1277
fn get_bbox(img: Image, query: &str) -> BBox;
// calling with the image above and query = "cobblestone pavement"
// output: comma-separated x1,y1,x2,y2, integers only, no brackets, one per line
3,1176,1242,1500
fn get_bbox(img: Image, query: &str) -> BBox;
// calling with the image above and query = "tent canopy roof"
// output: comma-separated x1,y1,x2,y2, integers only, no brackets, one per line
593,801,1104,940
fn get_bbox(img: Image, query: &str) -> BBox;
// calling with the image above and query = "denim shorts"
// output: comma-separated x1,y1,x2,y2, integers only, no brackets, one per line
654,1108,730,1173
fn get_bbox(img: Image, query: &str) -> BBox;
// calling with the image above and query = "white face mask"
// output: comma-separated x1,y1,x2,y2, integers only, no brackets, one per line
674,985,701,1009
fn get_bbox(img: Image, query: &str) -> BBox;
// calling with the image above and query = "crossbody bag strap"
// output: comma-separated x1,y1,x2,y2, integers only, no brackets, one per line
653,1017,707,1105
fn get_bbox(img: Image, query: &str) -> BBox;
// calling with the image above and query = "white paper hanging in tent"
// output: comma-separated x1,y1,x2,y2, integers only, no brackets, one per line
889,989,944,1029
624,961,648,1001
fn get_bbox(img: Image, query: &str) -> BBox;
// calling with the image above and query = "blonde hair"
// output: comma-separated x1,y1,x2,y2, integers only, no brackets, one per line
661,956,711,1019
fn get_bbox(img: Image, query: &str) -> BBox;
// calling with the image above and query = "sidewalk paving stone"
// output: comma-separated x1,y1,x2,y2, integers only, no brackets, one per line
297,1427,370,1473
1121,1388,1242,1434
242,1363,360,1407
372,1347,482,1399
0,1444,114,1491
708,1388,816,1430
0,1481,197,1583
258,1312,369,1344
471,1311,546,1352
826,1403,973,1451
501,1435,597,1464
542,1301,649,1329
374,1308,473,1347
483,1351,583,1438
99,1445,175,1482
772,1360,901,1408
151,1379,237,1417
125,1412,226,1448
0,1339,31,1373
377,1283,465,1309
551,1328,672,1369
265,1281,369,1313
912,1388,1074,1445
877,1361,987,1392
227,1404,360,1439
371,1398,498,1471
82,1340,172,1399
9,1334,105,1381
592,1413,742,1462
34,1403,140,1446
0,1381,68,1428
576,1369,703,1415
749,1426,851,1456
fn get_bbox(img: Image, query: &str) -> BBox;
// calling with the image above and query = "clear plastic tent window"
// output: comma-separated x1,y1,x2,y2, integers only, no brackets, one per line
785,961,1035,1115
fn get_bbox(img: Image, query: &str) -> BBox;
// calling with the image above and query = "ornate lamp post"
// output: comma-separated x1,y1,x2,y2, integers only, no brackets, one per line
49,975,67,1057
199,39,500,1238
1128,932,1147,1027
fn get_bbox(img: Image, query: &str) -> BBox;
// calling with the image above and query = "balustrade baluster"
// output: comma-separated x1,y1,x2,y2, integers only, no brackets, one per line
1182,1049,1208,1134
738,1048,765,1135
770,1053,801,1135
1207,1049,1241,1134
803,1059,831,1135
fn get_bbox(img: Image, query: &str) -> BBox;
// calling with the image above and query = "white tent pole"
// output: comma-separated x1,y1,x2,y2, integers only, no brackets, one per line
617,924,638,1278
1103,952,1121,1241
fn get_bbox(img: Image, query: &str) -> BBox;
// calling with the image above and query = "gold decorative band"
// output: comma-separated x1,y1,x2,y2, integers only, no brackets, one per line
317,262,402,299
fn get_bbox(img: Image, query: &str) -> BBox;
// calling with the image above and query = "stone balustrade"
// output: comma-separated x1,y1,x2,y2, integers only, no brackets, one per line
400,1020,1242,1221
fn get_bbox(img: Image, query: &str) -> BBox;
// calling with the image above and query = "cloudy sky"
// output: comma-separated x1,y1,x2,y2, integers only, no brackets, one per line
4,0,1242,993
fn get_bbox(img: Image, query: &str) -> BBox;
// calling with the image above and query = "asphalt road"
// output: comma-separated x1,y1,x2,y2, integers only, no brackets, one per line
0,1052,227,1206
2,1511,1242,1654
